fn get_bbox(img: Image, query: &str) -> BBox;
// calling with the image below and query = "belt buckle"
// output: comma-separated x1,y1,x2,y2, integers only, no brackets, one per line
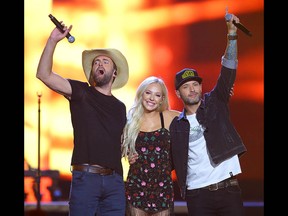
208,183,218,191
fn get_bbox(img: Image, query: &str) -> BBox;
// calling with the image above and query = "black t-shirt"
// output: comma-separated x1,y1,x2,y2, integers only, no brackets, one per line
67,79,126,176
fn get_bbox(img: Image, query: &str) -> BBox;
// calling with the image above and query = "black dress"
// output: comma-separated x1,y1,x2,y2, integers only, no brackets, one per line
125,112,174,214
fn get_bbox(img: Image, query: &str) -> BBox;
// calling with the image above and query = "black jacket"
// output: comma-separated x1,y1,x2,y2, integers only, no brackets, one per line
169,65,247,199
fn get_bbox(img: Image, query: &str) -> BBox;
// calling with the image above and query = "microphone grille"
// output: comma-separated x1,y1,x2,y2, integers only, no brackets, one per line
68,36,75,43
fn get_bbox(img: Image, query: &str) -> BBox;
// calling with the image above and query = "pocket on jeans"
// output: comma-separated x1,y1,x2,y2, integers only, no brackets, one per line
72,170,86,182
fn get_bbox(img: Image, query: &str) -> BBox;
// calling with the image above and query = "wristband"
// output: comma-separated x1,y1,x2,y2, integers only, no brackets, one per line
227,34,238,40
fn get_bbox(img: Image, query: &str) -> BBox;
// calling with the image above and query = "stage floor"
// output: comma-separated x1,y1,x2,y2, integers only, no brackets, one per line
25,200,264,215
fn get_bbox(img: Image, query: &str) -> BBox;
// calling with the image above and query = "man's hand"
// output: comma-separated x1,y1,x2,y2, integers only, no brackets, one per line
230,85,235,97
128,153,139,165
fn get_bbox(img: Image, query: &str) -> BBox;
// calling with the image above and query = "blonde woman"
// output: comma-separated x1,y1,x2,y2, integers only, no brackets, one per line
122,76,179,216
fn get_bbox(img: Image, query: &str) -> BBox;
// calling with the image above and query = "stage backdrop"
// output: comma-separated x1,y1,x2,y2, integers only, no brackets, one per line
24,0,263,202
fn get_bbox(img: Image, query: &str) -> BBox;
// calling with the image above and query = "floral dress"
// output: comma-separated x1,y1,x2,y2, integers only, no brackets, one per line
125,112,174,214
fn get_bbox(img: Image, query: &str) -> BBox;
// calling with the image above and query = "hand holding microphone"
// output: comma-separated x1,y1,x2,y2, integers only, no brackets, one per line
48,14,75,43
225,13,252,37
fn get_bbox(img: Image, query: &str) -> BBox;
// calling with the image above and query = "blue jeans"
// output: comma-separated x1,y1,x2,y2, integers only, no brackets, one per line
68,170,126,216
185,184,244,216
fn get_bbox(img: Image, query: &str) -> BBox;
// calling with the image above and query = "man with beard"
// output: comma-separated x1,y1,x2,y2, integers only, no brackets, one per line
169,13,247,216
36,21,129,216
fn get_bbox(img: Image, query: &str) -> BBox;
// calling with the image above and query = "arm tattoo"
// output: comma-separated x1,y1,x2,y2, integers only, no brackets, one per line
224,40,237,61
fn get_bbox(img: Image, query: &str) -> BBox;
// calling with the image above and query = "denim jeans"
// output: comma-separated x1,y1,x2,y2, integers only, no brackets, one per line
68,170,126,216
185,184,244,216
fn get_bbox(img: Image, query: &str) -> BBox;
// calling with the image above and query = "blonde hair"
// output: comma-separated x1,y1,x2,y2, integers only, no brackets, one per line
121,76,170,158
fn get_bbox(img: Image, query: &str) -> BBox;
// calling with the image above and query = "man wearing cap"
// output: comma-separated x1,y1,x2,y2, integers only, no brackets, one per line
169,13,247,216
36,22,128,215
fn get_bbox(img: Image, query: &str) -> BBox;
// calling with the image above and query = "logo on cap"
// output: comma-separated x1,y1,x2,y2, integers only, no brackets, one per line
182,70,197,79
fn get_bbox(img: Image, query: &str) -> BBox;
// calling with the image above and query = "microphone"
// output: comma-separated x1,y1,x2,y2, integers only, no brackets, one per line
225,13,252,37
48,14,75,43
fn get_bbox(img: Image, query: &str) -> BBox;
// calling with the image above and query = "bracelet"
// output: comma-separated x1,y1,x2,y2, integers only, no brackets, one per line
227,34,238,40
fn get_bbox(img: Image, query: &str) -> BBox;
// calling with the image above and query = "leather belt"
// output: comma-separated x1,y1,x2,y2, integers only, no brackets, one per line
202,178,239,191
71,164,114,176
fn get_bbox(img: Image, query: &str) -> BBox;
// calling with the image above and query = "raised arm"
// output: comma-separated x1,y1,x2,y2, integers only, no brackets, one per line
221,13,238,70
215,13,240,101
36,21,73,99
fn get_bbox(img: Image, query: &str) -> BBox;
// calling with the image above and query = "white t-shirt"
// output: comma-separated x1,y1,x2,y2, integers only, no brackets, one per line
186,113,242,190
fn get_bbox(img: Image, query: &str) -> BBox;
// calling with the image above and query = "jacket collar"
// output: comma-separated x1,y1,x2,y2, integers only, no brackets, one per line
177,99,204,121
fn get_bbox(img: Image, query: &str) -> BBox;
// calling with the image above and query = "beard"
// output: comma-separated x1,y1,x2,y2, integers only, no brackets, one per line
181,93,201,105
92,72,113,87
